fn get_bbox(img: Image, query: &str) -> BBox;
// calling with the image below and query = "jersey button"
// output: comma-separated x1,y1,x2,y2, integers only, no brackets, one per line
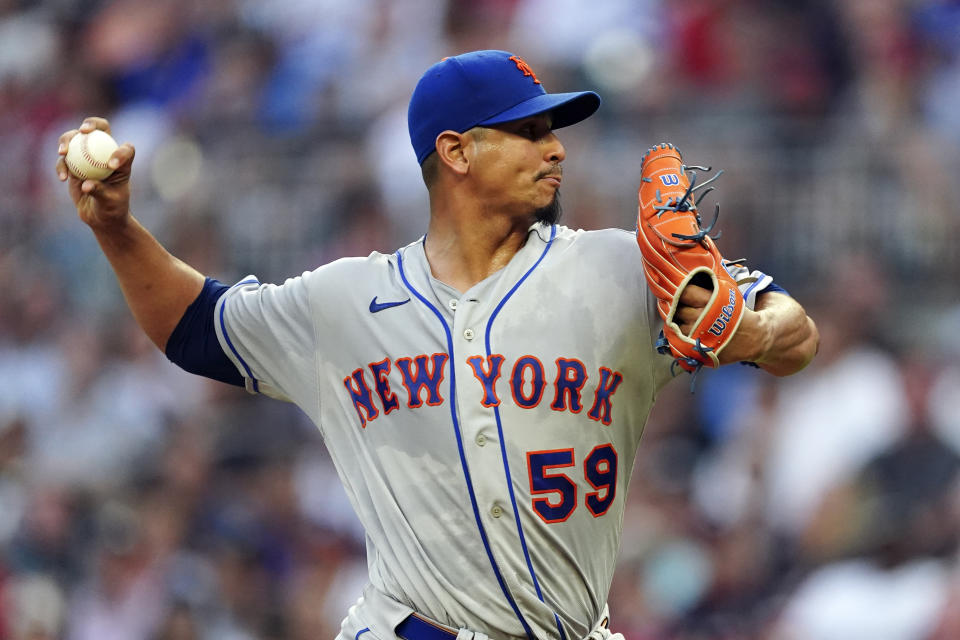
448,299,458,311
476,434,487,447
463,329,475,340
490,505,503,518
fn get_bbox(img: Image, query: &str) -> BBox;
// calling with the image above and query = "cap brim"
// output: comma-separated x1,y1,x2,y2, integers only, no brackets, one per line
478,90,601,130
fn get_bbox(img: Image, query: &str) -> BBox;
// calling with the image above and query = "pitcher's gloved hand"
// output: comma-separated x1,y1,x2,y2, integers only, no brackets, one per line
635,143,744,373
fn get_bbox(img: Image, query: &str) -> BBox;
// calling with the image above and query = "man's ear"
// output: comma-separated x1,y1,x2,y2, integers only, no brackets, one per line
435,130,471,177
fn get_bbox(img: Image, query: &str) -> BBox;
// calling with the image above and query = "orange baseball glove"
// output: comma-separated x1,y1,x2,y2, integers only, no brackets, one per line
636,143,744,373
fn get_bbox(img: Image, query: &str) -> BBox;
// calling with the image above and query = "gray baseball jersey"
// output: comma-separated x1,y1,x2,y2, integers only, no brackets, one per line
213,222,770,639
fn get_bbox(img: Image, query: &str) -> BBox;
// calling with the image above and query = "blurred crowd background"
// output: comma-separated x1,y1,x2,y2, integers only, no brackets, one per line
2,0,960,638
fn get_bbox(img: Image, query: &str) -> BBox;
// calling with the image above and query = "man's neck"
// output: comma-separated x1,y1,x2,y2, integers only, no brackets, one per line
423,211,534,293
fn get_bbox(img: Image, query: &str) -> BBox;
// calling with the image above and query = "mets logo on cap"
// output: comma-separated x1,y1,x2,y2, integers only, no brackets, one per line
509,55,541,84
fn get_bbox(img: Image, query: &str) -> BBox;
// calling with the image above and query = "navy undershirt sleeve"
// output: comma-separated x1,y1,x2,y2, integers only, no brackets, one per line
165,277,244,386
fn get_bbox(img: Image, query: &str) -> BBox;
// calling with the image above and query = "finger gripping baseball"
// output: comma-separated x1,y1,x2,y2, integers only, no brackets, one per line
635,143,744,372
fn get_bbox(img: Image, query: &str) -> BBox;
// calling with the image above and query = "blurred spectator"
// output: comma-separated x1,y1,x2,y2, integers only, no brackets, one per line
65,500,166,640
762,255,908,539
773,557,950,640
2,573,66,640
803,356,959,564
833,0,922,139
775,352,960,639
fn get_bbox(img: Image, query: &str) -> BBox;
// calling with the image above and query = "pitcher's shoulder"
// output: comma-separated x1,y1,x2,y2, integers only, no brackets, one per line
297,247,407,302
548,225,641,261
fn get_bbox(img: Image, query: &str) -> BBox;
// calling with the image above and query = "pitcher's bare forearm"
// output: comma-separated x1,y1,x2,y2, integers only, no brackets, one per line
93,215,205,350
57,117,207,351
722,292,819,375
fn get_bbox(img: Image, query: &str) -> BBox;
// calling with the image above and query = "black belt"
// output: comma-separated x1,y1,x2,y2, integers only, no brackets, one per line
395,613,459,640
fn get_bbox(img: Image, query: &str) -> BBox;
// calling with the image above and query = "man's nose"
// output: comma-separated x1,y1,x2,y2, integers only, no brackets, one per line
544,132,566,163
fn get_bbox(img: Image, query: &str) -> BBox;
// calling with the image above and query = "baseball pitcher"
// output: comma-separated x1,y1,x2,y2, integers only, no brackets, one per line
56,50,818,640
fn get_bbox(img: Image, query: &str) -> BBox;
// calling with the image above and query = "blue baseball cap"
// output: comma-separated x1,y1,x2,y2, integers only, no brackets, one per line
408,50,601,164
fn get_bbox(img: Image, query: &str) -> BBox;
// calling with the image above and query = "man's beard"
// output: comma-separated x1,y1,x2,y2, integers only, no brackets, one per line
533,192,562,225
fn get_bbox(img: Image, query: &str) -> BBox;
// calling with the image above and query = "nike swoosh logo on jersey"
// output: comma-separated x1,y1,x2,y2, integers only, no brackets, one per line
369,296,411,313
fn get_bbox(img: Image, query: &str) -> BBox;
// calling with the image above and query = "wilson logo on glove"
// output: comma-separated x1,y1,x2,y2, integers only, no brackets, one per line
708,289,739,337
635,143,745,379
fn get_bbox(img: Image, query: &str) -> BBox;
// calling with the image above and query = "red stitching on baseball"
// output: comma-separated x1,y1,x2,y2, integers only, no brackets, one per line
66,154,87,180
81,135,109,169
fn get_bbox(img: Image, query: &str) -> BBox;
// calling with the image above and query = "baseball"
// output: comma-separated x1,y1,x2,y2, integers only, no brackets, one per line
65,129,119,181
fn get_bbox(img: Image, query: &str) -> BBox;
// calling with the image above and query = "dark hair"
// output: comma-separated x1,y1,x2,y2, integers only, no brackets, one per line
420,152,439,189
